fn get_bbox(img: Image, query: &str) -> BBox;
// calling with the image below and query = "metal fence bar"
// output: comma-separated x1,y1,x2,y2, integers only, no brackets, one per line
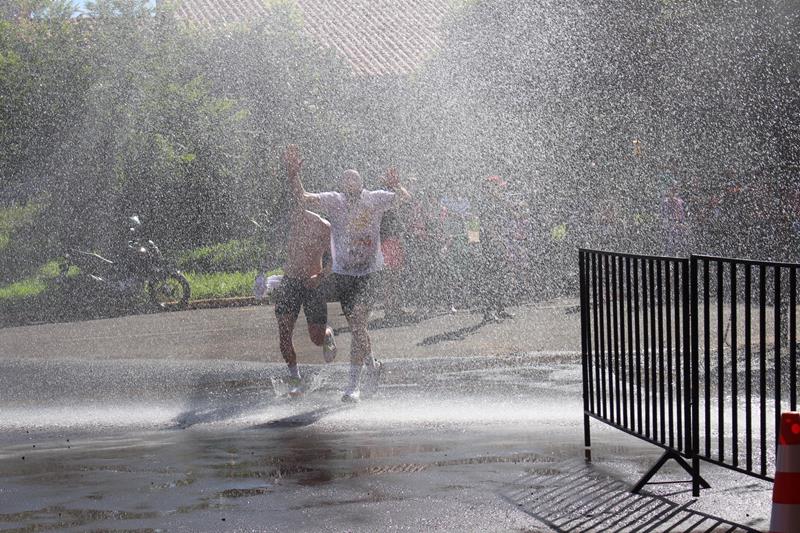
581,251,591,460
717,259,725,461
745,263,753,472
605,254,614,421
649,259,658,441
665,261,675,449
612,256,621,425
675,262,684,452
730,262,739,467
618,256,628,427
593,253,602,414
657,260,666,444
599,254,608,419
759,264,767,477
682,258,691,456
791,266,797,412
690,256,701,497
774,267,782,456
634,257,643,435
730,263,739,466
703,258,711,456
626,257,635,428
643,258,651,438
584,253,594,413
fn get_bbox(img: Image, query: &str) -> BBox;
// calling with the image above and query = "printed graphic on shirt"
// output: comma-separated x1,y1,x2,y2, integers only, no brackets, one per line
344,235,375,273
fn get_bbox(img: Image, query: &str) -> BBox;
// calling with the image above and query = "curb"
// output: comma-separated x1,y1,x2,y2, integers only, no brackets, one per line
0,296,269,328
183,296,264,310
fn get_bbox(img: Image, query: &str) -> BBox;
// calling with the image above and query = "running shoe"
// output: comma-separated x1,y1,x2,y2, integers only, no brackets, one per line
341,386,361,403
287,377,303,398
322,328,337,363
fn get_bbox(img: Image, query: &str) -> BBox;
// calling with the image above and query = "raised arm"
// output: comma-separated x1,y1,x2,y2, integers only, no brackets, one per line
284,144,321,210
382,167,411,204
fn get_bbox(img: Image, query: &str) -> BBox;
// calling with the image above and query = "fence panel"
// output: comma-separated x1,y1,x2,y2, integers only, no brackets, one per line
691,255,800,482
581,249,692,456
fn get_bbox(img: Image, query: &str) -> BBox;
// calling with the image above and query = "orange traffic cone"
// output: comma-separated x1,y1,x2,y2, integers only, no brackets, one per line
770,412,800,533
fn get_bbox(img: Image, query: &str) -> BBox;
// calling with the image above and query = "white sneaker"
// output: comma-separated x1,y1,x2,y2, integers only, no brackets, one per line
322,328,337,363
341,386,360,403
288,377,303,398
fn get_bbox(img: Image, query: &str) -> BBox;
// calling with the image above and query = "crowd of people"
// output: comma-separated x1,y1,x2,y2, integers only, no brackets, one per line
593,170,800,261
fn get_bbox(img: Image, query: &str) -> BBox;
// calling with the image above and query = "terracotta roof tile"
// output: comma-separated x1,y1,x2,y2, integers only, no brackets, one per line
172,0,455,76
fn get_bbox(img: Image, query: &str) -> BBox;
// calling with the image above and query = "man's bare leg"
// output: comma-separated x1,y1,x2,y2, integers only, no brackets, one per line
308,323,337,363
277,316,301,381
342,304,373,402
348,304,371,365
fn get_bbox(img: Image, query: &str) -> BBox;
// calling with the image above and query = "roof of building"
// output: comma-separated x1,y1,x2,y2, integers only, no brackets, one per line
172,0,456,76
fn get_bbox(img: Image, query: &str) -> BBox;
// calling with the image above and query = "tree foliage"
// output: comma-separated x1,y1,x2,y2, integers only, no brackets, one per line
0,0,798,284
0,0,360,280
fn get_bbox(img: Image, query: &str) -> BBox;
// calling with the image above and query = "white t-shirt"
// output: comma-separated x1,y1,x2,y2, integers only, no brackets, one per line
312,189,396,276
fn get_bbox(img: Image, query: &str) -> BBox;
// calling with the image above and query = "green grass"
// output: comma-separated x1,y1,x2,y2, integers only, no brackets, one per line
1,250,279,311
178,239,270,273
0,260,67,301
0,202,42,252
184,268,281,300
0,278,47,300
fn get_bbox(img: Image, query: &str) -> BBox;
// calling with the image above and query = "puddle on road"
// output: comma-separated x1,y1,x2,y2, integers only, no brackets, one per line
0,506,159,532
0,354,588,531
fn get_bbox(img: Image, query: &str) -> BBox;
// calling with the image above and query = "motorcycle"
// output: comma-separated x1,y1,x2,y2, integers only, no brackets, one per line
57,216,191,310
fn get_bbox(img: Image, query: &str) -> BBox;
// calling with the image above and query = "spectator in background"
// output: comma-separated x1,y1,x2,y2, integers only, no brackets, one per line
594,203,617,250
404,189,444,316
379,209,410,324
504,199,532,302
439,196,471,313
661,180,688,256
479,175,515,322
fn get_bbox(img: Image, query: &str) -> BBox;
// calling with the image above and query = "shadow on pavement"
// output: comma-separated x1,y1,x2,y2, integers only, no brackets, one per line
250,405,354,429
169,374,275,429
502,459,760,532
332,309,445,335
417,317,493,346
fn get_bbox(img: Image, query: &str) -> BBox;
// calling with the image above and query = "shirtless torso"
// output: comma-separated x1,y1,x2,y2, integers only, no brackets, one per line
283,209,331,282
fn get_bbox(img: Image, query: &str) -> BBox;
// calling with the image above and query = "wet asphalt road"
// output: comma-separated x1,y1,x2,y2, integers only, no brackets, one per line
0,301,773,531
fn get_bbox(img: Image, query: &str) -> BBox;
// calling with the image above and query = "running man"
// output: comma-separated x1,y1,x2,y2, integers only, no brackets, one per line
275,165,338,397
285,144,410,402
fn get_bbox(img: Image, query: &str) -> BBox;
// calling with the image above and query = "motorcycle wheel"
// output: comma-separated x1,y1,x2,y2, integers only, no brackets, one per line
148,273,191,310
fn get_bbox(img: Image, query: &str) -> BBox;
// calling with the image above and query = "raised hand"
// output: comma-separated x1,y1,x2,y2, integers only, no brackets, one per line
382,167,400,189
283,144,303,178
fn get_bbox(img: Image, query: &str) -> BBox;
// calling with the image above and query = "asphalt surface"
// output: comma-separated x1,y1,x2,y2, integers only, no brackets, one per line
0,300,773,532
0,300,581,361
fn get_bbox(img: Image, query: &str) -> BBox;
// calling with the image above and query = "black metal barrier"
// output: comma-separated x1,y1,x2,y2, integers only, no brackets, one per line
580,249,800,497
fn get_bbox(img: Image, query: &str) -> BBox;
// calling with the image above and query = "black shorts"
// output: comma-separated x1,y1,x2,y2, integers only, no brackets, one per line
274,277,328,325
331,272,380,317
